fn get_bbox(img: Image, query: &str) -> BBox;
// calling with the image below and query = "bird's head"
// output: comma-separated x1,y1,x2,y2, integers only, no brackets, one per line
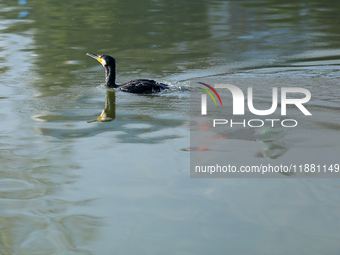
86,52,115,67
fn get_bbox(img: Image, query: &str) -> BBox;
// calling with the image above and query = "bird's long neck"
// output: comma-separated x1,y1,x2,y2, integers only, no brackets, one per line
104,64,117,88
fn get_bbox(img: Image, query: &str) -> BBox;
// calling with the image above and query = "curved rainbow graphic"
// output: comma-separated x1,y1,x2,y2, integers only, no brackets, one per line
197,82,223,106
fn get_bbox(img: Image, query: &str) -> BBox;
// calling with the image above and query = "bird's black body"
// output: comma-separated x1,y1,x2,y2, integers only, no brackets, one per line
118,79,169,93
86,52,168,94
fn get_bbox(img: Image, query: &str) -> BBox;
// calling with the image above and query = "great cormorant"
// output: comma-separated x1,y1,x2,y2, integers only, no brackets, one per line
86,52,169,94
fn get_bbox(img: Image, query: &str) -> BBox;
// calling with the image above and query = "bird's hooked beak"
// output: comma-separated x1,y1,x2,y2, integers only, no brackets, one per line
86,52,103,64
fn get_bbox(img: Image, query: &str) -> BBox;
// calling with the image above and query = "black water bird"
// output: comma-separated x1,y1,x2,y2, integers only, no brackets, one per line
86,52,169,94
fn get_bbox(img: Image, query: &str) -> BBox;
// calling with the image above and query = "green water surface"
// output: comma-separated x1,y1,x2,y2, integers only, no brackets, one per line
1,0,340,254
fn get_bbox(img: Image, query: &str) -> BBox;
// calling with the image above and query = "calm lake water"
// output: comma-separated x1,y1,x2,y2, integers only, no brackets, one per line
1,0,340,254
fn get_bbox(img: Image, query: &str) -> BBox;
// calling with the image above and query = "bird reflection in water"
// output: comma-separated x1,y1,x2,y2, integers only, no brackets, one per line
87,90,116,123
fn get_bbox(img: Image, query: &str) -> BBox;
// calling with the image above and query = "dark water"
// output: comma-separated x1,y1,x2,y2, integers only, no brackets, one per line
1,0,340,254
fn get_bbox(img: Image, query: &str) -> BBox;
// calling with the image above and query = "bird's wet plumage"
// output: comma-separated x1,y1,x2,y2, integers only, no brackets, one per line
86,52,169,94
118,79,169,93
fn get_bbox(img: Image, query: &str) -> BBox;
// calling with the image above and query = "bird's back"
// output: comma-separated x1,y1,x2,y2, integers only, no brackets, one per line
117,79,169,94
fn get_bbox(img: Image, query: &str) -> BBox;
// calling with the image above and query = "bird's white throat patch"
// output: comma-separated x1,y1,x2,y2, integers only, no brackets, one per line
100,58,107,66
